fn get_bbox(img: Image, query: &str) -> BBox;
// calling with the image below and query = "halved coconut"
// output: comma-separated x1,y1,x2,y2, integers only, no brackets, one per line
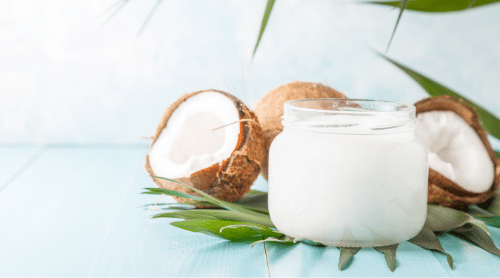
254,81,347,179
415,95,500,208
145,90,266,203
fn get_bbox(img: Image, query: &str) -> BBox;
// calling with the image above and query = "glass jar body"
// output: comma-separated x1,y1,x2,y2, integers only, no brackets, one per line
268,102,428,247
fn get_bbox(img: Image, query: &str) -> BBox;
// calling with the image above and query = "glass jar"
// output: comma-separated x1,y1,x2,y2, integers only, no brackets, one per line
268,99,428,247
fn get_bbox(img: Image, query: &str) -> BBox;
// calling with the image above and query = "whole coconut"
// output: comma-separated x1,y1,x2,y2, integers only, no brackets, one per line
254,81,347,180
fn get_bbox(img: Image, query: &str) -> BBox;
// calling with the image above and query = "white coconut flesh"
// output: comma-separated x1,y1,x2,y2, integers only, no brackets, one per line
415,111,495,193
149,92,241,179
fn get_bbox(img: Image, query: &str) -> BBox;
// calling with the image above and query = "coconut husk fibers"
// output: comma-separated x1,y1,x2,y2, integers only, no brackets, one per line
145,90,266,204
254,81,347,180
415,95,500,209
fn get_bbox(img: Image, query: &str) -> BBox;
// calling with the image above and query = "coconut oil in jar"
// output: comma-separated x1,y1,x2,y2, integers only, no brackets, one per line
268,99,428,247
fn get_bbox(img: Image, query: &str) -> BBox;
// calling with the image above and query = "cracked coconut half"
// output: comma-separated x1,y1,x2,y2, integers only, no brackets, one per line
254,81,347,179
415,95,500,208
145,90,266,203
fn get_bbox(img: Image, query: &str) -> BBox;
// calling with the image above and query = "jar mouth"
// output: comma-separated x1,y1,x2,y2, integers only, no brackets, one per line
282,99,416,134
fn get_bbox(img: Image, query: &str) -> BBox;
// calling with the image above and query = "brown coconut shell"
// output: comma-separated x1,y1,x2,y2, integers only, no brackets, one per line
415,95,500,209
254,81,347,180
145,90,266,204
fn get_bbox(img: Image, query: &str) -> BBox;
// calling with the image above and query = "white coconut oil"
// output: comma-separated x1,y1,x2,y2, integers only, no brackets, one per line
268,99,428,247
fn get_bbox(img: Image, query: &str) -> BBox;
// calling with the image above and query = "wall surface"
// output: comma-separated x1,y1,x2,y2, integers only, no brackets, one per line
1,0,499,147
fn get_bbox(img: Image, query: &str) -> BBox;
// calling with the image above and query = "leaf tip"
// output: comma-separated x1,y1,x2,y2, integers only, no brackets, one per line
447,254,454,269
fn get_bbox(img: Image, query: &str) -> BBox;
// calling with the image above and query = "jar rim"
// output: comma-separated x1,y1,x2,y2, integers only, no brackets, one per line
285,98,415,115
282,98,416,134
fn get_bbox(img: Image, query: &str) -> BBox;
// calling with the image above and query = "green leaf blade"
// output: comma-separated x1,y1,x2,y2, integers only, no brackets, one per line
153,177,275,227
246,189,267,195
365,0,500,13
142,187,201,201
409,225,454,269
137,0,163,36
234,191,269,214
253,0,275,57
374,244,399,272
452,223,500,257
153,210,224,220
472,215,500,228
100,0,130,28
170,220,280,242
338,247,361,271
426,205,471,232
142,201,211,208
220,223,284,238
300,239,326,247
250,235,295,248
153,209,273,225
378,53,500,140
426,205,490,235
386,0,409,52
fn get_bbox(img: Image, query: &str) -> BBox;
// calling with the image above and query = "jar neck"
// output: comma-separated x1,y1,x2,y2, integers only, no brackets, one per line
282,99,416,135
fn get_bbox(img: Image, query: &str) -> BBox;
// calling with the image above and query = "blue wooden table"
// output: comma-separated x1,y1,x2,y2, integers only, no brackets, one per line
1,146,500,276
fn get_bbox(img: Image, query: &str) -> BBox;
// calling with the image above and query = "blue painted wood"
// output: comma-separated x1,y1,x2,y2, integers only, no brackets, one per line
0,146,43,189
1,146,500,276
87,172,269,277
0,146,268,277
0,147,148,276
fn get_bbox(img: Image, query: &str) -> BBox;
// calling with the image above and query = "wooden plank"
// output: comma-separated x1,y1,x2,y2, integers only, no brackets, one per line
435,227,500,276
0,146,147,276
265,225,500,276
0,146,44,189
264,240,450,276
87,172,269,277
0,146,269,276
8,146,497,276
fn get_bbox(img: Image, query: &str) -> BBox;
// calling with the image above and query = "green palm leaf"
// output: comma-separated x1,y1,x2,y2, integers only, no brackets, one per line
409,225,454,269
338,247,361,270
153,209,273,226
234,190,269,214
142,187,201,201
452,223,500,257
171,220,281,242
250,235,295,248
366,0,500,13
386,0,409,52
473,215,500,228
374,244,399,272
427,205,490,234
152,177,275,227
378,53,500,140
253,0,276,58
146,189,500,269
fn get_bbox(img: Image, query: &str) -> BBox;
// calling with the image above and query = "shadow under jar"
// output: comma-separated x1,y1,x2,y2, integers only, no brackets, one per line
268,99,428,247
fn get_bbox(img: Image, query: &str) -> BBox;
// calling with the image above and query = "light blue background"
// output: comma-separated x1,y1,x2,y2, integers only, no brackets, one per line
1,0,499,147
1,2,500,275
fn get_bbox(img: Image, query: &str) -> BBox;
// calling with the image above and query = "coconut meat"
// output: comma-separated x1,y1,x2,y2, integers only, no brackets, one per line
415,111,495,193
149,92,240,179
